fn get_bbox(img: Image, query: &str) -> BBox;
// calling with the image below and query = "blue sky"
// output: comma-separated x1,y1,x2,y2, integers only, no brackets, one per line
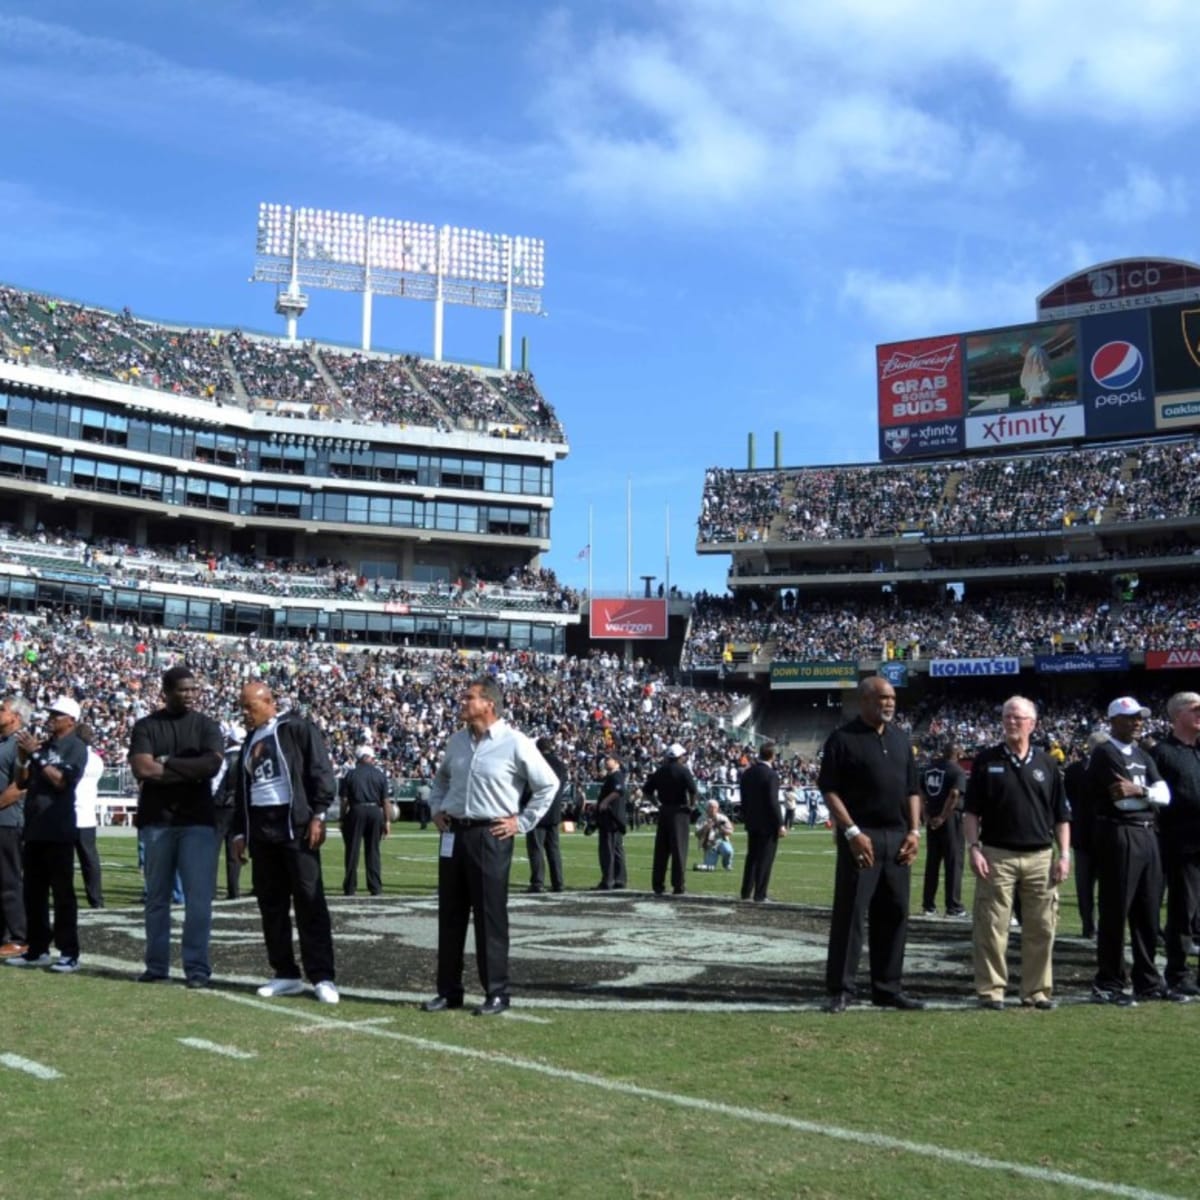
1,1,1197,596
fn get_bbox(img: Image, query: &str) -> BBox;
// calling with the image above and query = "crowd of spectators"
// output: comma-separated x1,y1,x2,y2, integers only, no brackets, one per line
0,284,563,441
0,524,581,613
683,582,1200,664
700,437,1200,544
0,613,749,804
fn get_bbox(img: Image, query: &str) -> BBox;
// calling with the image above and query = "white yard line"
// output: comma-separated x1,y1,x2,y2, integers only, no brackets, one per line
203,990,1185,1200
177,1037,256,1060
0,1053,62,1080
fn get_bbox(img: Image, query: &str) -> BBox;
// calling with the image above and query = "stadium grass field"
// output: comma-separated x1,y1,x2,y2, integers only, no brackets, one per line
2,827,1196,1199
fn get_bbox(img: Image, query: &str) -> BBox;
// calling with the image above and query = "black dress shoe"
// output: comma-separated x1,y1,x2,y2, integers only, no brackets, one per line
978,998,1005,1011
420,995,463,1012
473,995,510,1016
525,885,545,894
825,993,850,1014
873,992,926,1010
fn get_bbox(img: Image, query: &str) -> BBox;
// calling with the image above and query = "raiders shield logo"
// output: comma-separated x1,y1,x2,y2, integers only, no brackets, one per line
1183,308,1200,369
923,768,945,797
884,427,911,454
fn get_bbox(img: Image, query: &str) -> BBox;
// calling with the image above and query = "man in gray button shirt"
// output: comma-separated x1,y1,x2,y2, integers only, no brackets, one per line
421,677,558,1016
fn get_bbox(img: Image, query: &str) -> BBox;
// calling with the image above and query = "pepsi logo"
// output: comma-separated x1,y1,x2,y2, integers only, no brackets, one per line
1090,340,1143,390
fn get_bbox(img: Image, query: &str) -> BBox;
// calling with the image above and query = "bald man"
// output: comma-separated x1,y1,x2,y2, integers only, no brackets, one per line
232,684,340,1004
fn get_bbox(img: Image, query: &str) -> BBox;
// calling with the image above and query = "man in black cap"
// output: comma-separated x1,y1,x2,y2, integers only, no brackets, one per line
644,742,699,896
5,696,88,973
339,745,390,896
1086,696,1173,1005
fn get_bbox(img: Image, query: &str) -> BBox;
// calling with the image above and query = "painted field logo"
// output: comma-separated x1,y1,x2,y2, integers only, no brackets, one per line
1090,340,1143,390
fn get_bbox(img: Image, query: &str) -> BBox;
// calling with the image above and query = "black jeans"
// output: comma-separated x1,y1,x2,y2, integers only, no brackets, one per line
23,841,78,959
250,837,336,984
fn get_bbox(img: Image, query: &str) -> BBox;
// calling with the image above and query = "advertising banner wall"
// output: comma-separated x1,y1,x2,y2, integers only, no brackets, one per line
964,403,1087,450
589,597,669,640
929,657,1020,678
1079,311,1155,437
1146,649,1200,670
876,336,965,428
1033,653,1131,674
1038,260,1200,320
878,420,964,459
770,661,858,690
1151,301,1200,432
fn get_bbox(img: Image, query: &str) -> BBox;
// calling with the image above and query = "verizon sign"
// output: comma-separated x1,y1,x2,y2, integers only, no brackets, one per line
589,597,669,641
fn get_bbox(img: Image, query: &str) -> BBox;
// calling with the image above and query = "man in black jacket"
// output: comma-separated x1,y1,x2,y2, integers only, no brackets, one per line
525,736,566,893
739,742,785,902
595,753,627,890
129,666,225,987
340,746,390,896
5,696,87,973
644,742,699,895
233,682,339,1004
1148,691,1200,1000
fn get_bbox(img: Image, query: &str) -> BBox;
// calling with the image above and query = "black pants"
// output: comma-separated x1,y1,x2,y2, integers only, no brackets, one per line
0,826,26,943
342,805,383,895
74,827,104,908
436,823,514,1001
922,813,963,911
1094,822,1162,994
651,808,691,894
526,824,563,890
1074,842,1097,937
1163,845,1200,987
23,841,78,959
825,827,910,1000
598,825,626,888
741,831,779,901
213,807,244,899
250,838,336,984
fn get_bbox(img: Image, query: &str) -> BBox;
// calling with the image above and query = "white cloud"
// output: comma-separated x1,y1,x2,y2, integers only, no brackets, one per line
1099,166,1187,225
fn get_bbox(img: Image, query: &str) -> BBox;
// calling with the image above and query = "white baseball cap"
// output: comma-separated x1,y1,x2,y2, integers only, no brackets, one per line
48,695,81,721
1107,697,1150,719
666,742,686,759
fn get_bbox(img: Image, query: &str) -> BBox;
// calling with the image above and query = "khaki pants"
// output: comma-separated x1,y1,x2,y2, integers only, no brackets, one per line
973,846,1058,1003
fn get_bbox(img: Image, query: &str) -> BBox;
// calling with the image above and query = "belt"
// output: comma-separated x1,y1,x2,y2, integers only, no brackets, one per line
1097,818,1156,829
447,817,498,830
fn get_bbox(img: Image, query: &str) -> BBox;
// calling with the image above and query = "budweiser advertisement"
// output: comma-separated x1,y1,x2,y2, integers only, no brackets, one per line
876,335,965,429
589,597,669,641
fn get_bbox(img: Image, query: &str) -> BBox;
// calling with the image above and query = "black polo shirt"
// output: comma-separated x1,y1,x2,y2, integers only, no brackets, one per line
1149,734,1200,852
818,717,917,830
1084,740,1164,827
964,743,1069,851
920,758,966,815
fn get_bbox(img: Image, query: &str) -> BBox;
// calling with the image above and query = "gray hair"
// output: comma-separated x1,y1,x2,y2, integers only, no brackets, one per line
1001,695,1037,721
1167,692,1200,721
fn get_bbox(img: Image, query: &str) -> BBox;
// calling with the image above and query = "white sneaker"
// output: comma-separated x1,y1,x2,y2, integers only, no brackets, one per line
314,980,340,1005
49,956,80,973
257,977,305,998
5,952,51,968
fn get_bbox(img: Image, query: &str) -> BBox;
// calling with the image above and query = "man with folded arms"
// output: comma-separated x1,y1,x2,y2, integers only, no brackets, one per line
964,696,1070,1011
421,678,557,1016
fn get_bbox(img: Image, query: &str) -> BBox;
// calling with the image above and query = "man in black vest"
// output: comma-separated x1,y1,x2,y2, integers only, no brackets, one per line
525,736,566,893
739,742,785,903
819,676,923,1013
644,742,699,896
340,746,390,896
920,743,967,917
1086,696,1172,1005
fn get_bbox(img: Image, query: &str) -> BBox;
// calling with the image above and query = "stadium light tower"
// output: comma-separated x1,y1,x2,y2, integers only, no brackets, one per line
252,202,545,366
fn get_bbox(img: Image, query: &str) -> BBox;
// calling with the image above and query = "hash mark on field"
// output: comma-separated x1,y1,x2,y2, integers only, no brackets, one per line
0,1053,62,1080
178,1037,256,1060
209,991,1185,1200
